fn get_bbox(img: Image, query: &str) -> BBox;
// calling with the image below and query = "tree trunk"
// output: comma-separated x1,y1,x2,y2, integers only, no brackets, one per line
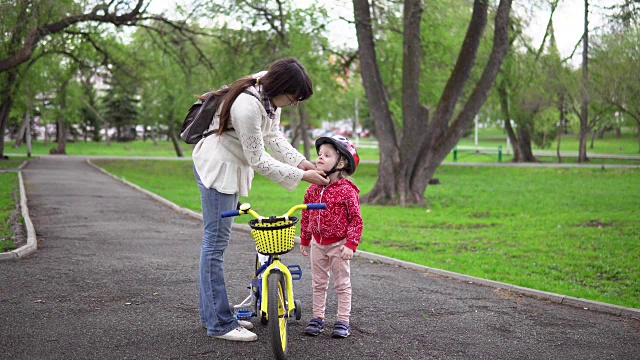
297,104,311,160
414,0,512,193
557,96,565,163
151,126,158,146
399,0,427,206
80,97,110,146
354,0,401,205
167,108,184,158
24,87,32,157
54,115,67,155
497,81,521,161
52,79,69,155
355,0,512,205
14,119,27,148
578,0,589,163
590,129,596,149
516,124,537,162
44,124,49,146
290,122,301,149
0,70,18,159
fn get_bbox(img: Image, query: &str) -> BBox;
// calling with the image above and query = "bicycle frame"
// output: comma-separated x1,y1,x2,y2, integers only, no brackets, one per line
232,257,297,320
261,259,295,318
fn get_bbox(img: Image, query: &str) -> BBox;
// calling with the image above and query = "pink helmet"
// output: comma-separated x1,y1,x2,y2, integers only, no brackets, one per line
315,135,360,175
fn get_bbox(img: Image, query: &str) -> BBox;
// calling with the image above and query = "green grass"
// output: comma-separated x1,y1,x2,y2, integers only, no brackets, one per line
5,139,195,157
446,151,640,165
0,157,28,169
0,173,18,253
93,159,640,309
5,128,640,162
458,127,640,155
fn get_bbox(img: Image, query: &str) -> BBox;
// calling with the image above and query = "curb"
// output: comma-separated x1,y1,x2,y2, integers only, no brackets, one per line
87,159,640,320
0,163,38,261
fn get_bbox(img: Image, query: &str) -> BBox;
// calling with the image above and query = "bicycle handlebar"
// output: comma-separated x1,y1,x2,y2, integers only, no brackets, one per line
220,203,326,219
220,209,241,218
305,203,326,210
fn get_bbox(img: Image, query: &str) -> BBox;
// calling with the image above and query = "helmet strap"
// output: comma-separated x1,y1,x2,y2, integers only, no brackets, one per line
322,157,346,179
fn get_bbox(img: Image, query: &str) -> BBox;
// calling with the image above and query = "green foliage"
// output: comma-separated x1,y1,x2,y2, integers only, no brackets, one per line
530,106,559,148
103,84,139,141
591,26,640,126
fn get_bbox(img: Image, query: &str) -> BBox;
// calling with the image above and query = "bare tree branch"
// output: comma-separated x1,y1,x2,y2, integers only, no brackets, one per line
535,0,560,60
239,0,289,47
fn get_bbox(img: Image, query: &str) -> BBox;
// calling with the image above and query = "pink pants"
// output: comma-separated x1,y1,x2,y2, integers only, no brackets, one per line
310,239,352,323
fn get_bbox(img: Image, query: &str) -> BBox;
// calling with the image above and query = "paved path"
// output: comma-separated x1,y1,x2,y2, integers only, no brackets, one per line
1,157,639,359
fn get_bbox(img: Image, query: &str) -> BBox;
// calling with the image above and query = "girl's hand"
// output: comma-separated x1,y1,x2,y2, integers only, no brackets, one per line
298,159,316,171
300,245,310,257
340,246,354,260
302,169,329,185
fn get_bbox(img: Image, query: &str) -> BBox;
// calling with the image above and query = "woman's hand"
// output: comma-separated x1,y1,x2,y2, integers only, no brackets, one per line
300,245,310,257
302,169,329,185
297,159,316,171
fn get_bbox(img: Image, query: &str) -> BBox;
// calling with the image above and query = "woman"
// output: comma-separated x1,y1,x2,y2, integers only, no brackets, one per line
192,58,329,342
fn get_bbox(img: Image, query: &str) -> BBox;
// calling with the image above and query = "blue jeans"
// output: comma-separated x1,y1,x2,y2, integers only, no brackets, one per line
194,167,239,336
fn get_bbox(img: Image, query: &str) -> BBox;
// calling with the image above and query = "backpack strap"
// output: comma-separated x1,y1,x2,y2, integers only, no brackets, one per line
202,90,262,139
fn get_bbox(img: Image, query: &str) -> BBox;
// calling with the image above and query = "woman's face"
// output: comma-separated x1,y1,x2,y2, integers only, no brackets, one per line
316,144,343,173
271,94,299,108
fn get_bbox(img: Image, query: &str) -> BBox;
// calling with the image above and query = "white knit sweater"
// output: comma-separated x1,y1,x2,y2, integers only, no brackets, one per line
192,85,305,197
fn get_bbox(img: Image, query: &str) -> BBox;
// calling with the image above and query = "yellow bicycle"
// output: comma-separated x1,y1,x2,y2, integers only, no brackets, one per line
222,202,325,360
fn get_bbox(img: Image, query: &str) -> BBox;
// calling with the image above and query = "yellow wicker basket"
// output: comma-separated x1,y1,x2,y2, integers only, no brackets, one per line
249,216,298,255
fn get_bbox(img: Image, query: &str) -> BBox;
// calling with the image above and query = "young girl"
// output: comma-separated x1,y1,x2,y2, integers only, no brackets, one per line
299,135,364,338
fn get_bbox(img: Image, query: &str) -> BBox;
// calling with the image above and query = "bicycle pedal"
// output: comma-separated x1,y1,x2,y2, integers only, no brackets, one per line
288,264,302,281
236,309,252,320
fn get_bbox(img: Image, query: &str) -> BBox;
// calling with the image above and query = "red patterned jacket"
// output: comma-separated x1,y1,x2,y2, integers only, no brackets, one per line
300,178,363,251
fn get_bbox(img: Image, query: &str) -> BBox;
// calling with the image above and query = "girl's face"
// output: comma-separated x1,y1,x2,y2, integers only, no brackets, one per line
316,144,343,173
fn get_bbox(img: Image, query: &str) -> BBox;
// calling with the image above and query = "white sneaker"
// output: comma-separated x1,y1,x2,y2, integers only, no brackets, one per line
202,320,253,330
238,320,254,330
213,326,258,342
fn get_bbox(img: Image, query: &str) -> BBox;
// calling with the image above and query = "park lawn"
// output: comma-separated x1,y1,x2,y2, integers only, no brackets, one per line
457,127,640,156
0,158,28,169
5,139,195,157
0,173,18,252
8,138,640,166
6,127,640,161
93,159,640,309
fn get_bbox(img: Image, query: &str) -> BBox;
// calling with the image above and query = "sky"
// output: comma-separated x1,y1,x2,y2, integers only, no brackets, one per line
147,0,624,61
526,0,621,60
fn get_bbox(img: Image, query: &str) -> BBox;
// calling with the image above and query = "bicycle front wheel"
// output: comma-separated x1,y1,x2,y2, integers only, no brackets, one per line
267,271,288,359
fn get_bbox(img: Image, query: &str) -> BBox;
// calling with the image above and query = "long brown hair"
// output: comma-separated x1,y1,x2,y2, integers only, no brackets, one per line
217,58,313,135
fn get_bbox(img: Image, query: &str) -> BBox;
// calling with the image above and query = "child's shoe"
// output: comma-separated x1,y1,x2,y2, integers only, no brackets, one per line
304,317,325,336
331,321,350,338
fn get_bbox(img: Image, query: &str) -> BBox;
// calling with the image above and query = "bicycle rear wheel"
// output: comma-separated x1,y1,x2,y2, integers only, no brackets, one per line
267,272,288,359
